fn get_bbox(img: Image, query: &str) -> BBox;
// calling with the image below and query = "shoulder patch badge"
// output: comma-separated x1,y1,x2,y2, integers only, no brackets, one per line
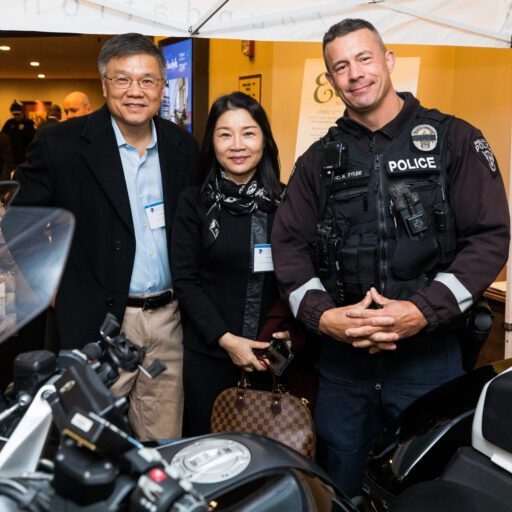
472,137,497,176
411,124,438,152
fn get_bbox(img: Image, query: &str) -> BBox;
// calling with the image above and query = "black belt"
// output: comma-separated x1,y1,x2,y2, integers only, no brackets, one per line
126,290,174,310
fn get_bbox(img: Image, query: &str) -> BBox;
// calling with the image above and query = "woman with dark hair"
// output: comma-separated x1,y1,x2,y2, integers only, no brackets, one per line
171,92,288,436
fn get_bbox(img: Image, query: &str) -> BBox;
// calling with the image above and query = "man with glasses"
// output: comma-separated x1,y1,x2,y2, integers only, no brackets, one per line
13,33,199,441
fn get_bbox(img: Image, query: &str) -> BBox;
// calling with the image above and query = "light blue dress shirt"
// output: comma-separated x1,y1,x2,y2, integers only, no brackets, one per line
112,117,171,295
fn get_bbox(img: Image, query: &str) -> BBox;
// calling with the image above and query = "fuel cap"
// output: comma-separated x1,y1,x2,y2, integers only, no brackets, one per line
170,438,251,484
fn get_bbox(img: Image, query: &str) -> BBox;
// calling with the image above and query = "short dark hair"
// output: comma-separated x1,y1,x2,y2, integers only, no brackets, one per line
199,92,281,201
10,100,23,113
323,18,386,57
97,33,165,77
48,104,62,120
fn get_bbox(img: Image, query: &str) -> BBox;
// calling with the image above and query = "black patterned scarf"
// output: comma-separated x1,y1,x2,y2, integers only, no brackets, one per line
203,170,280,247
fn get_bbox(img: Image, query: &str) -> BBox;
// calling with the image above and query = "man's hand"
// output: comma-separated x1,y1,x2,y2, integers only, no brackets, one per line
346,287,427,352
318,291,398,351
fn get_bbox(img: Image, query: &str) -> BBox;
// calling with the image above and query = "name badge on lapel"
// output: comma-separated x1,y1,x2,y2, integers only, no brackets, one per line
253,244,274,273
145,201,165,229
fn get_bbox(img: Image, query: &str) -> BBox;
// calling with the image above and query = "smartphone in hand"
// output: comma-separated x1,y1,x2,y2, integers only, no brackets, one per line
254,337,294,376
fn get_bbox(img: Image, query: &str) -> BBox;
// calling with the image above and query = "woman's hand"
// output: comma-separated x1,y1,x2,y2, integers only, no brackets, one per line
218,332,270,372
271,330,291,349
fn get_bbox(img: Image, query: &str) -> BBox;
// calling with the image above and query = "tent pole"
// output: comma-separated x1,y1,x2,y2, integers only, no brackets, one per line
379,1,511,45
197,0,508,44
198,0,368,36
189,0,231,35
505,118,512,359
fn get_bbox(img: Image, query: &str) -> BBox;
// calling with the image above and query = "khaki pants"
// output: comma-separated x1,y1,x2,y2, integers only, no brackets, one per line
110,300,183,441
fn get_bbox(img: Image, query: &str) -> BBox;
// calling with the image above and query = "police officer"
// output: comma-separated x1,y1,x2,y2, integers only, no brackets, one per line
1,100,36,167
271,18,510,497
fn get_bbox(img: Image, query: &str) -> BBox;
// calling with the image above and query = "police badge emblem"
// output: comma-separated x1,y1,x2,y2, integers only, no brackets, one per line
411,124,438,152
472,137,497,176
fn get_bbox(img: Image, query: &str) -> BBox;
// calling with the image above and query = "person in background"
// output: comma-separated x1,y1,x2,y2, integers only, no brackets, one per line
0,132,14,180
13,33,199,441
1,100,36,167
271,18,510,497
171,92,291,436
38,104,62,129
63,91,92,119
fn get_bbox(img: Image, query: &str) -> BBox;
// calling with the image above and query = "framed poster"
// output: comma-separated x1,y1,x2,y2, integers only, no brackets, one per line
238,74,261,102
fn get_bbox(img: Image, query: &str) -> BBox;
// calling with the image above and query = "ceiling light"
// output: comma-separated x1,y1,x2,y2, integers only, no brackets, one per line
30,61,40,67
37,74,46,79
0,46,11,51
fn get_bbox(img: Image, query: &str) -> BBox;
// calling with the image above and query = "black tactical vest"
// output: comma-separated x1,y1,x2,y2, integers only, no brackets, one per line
315,107,456,306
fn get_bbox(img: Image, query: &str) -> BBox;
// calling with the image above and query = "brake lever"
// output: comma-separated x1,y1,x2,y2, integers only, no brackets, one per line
0,392,32,426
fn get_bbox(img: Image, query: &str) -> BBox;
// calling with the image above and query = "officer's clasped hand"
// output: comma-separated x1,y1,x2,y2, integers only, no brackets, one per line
347,287,428,353
318,291,397,351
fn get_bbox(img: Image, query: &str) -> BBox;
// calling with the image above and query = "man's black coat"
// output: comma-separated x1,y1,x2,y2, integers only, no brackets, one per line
13,104,198,349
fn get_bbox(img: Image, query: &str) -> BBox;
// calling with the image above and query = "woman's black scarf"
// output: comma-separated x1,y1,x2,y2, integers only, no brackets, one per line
203,170,280,247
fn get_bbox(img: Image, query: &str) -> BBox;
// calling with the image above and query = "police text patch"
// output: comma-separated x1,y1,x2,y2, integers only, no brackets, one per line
386,155,441,175
472,137,497,176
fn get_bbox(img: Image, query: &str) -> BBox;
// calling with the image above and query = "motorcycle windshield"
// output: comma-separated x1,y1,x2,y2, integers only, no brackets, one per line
0,205,75,343
0,181,20,220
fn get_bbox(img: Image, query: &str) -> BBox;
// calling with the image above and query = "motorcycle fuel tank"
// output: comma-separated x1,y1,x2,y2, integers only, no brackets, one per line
158,432,357,512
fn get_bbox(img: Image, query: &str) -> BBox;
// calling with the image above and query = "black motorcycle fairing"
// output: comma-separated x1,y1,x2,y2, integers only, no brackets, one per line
364,359,512,503
441,446,512,508
481,368,512,453
158,433,356,512
389,479,512,512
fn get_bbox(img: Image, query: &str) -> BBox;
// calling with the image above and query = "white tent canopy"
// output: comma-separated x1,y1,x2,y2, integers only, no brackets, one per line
2,0,512,47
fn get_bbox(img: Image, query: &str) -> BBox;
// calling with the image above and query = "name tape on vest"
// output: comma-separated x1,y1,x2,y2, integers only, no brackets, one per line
333,168,369,183
387,156,441,174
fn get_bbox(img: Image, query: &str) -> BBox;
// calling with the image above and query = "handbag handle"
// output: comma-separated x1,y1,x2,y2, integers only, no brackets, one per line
236,369,283,416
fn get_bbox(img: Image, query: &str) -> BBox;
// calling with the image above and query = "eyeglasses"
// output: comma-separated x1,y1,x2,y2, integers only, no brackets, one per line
103,75,164,90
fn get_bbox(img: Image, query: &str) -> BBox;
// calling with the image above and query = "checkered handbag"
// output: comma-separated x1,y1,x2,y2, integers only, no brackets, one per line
210,371,316,459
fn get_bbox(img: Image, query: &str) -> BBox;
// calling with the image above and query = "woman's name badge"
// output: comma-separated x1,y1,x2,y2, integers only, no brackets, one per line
253,244,274,272
145,201,165,229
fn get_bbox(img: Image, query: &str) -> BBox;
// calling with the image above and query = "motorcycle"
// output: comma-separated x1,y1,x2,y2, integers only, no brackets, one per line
0,181,355,511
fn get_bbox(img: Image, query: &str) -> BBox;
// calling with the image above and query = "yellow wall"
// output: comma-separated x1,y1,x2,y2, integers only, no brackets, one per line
208,39,275,117
209,40,512,193
270,42,323,181
0,79,104,127
450,46,512,194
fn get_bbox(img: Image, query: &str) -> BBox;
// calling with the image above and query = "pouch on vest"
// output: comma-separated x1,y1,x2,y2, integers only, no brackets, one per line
341,233,377,297
389,182,438,280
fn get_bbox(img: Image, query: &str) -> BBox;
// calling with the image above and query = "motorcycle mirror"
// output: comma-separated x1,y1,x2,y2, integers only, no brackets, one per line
99,313,121,343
